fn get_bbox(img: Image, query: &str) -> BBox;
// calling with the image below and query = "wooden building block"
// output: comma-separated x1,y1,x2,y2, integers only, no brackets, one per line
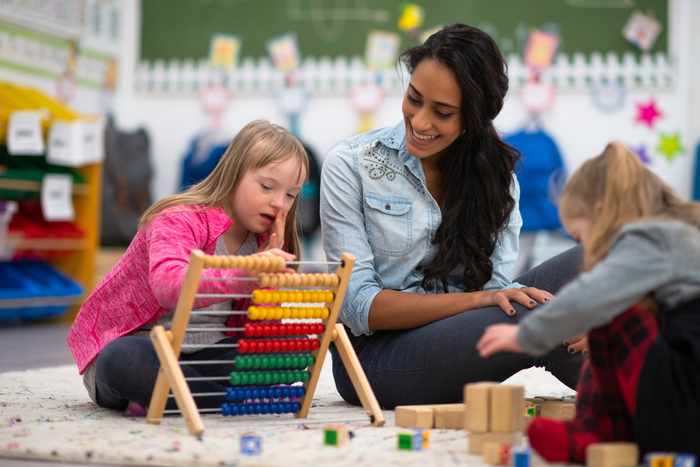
395,405,434,428
490,385,525,432
586,442,639,467
540,401,576,420
464,382,498,432
433,403,465,429
468,431,521,455
483,441,513,465
323,424,350,446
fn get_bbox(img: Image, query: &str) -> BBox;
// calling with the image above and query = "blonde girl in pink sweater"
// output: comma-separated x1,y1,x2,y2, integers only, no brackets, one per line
68,120,308,412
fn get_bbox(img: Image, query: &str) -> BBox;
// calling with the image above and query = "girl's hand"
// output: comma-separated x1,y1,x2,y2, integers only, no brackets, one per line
480,287,554,316
258,209,288,252
476,324,523,357
565,334,589,354
253,248,296,273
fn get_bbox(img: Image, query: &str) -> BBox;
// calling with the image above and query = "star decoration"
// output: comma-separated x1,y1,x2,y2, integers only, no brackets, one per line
635,98,662,129
632,144,652,164
656,132,685,163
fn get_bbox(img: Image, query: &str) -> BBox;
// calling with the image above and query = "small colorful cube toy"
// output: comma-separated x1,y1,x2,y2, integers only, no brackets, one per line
645,452,696,467
240,432,262,455
397,429,430,451
323,424,350,447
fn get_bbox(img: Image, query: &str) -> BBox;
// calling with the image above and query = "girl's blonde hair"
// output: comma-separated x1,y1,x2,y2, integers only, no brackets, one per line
560,141,700,270
139,120,309,257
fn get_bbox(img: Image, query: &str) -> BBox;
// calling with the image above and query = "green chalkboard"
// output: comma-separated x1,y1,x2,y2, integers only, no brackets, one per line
140,0,668,62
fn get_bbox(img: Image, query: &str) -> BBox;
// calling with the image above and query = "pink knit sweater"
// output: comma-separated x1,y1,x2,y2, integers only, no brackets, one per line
67,205,261,373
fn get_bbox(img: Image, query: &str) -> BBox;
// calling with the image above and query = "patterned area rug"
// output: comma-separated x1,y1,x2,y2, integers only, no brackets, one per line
0,358,574,466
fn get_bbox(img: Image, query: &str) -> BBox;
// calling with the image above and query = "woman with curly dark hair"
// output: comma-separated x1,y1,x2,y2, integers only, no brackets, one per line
320,24,582,407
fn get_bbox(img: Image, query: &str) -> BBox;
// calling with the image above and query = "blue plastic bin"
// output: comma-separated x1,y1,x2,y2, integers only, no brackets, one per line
0,260,83,321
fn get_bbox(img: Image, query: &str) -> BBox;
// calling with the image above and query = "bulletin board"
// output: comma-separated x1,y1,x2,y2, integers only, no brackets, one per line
140,0,668,62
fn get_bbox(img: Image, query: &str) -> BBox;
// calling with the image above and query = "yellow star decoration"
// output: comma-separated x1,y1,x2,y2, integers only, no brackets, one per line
657,132,685,163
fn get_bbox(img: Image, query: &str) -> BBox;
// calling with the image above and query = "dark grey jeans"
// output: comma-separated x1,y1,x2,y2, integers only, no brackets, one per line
331,246,584,409
94,335,238,411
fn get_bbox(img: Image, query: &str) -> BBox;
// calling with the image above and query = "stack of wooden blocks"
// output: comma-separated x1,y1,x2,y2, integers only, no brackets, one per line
465,382,525,459
394,403,466,429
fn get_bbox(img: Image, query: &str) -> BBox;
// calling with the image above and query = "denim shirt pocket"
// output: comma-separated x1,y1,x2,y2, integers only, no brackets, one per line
365,193,413,257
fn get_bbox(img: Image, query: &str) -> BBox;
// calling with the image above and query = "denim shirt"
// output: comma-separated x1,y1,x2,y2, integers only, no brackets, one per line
320,122,523,336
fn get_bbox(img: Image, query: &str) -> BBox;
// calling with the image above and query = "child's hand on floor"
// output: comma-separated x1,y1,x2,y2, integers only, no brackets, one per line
476,323,523,357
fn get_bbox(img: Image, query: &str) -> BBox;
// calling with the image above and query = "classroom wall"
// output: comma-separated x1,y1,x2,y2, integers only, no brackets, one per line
3,1,696,204
109,0,699,203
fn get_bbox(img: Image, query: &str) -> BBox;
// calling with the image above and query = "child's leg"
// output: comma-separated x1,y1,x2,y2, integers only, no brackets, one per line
94,335,234,411
528,308,646,463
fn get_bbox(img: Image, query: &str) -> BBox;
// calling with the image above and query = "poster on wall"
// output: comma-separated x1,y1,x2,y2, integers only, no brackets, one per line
209,34,241,71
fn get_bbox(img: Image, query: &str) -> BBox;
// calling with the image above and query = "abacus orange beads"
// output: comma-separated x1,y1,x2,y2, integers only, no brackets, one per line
258,273,340,288
251,290,334,304
205,255,286,272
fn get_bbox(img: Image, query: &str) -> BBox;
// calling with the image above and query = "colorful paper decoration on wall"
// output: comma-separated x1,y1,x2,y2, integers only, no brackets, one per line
631,143,652,164
623,11,662,51
209,34,241,71
635,98,662,129
524,30,560,70
366,31,400,71
267,33,300,74
590,80,626,113
350,83,384,133
519,76,556,115
397,4,424,32
657,132,684,163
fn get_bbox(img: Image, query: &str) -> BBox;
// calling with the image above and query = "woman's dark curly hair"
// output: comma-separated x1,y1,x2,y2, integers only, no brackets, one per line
401,23,519,292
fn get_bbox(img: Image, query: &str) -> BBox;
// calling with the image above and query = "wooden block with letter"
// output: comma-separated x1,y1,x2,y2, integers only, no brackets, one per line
395,405,434,429
464,382,498,432
586,442,639,467
490,385,525,432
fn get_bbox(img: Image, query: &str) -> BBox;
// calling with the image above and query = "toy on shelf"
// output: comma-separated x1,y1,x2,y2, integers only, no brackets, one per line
145,251,385,437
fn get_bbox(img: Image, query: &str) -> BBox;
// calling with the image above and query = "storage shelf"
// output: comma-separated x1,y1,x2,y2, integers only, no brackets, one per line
7,235,87,251
0,178,89,195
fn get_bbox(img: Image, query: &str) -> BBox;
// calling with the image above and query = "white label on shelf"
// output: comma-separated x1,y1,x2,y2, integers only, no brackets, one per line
41,174,75,221
47,120,86,167
82,119,105,164
7,111,45,155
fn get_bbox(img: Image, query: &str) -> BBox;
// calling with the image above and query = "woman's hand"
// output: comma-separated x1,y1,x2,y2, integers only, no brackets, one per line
476,324,523,357
479,287,554,316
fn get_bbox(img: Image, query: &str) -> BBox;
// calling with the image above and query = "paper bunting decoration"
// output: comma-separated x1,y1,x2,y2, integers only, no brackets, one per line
631,144,652,164
635,98,662,129
366,31,400,71
623,11,662,51
524,30,560,70
657,132,685,163
267,33,300,74
209,34,241,71
397,4,424,31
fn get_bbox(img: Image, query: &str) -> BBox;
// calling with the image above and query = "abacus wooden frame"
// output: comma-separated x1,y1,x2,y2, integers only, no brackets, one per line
145,250,385,437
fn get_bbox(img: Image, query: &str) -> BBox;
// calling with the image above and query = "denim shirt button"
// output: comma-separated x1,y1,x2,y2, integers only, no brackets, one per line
385,204,391,210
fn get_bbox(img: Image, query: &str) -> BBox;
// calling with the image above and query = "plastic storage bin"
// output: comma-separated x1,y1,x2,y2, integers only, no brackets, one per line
0,260,83,321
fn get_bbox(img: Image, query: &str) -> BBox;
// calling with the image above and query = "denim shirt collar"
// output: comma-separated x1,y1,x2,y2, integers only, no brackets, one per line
378,121,425,184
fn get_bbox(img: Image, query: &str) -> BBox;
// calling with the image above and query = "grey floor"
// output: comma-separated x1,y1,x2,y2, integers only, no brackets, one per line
0,321,119,467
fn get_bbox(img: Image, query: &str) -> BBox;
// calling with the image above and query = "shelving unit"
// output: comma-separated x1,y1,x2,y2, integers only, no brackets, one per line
0,83,102,323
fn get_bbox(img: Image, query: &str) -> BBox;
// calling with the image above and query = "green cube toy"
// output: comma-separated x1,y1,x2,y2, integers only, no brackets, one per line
398,433,413,450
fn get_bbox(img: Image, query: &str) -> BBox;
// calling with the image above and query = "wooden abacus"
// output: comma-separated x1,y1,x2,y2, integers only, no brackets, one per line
146,250,385,437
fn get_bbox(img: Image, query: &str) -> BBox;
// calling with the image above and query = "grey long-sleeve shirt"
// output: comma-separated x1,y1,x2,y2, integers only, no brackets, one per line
518,219,700,356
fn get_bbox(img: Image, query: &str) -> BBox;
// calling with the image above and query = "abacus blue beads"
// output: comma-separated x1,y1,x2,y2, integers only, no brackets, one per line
225,385,305,401
221,401,301,416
